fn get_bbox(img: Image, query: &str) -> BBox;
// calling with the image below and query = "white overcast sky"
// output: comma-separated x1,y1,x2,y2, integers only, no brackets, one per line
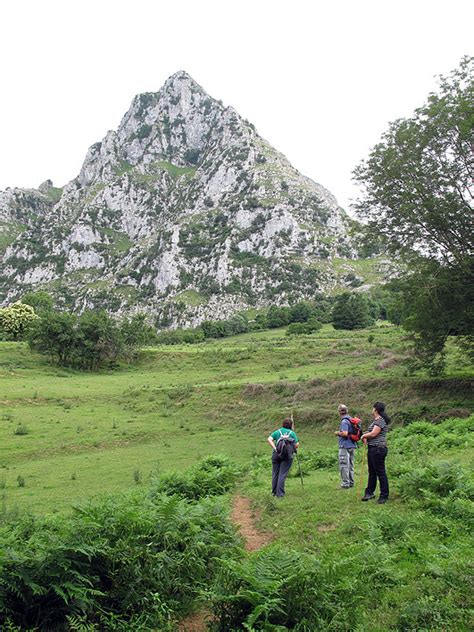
0,0,472,211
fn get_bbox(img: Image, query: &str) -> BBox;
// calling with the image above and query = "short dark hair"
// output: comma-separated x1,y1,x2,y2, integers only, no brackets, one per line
282,418,293,429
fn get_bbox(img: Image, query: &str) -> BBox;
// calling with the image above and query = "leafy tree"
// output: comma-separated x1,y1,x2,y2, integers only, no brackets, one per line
29,310,148,369
0,302,39,340
353,56,474,370
28,311,77,365
75,311,121,370
290,301,311,323
332,293,375,330
120,314,155,361
266,305,291,328
354,56,473,267
21,290,54,315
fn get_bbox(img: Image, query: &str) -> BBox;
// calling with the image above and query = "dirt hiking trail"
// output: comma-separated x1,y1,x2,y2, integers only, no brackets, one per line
178,494,270,631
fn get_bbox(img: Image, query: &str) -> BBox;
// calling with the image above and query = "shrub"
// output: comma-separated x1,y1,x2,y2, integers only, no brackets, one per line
332,292,375,330
13,423,29,436
0,487,240,629
0,302,39,341
208,547,336,631
286,319,322,336
149,456,241,501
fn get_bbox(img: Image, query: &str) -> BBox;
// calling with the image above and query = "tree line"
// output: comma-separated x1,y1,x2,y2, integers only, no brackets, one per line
155,292,385,345
0,292,153,370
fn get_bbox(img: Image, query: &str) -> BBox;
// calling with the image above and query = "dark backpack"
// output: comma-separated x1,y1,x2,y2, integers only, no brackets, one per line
276,431,296,460
347,417,363,442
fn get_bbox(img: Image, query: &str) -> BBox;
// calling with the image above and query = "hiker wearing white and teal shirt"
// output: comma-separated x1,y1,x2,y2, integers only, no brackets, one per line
267,419,299,497
335,403,357,489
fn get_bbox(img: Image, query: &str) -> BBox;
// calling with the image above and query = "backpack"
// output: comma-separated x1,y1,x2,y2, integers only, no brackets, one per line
347,417,363,442
276,431,296,460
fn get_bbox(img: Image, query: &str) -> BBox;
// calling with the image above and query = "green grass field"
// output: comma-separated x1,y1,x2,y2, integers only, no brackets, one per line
0,323,472,515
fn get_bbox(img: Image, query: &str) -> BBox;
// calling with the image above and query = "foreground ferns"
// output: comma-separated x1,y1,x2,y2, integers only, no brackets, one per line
0,459,242,630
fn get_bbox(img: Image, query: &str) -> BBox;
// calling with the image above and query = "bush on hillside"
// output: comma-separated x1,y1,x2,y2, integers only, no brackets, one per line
0,302,39,341
286,318,322,336
332,292,375,330
149,455,241,501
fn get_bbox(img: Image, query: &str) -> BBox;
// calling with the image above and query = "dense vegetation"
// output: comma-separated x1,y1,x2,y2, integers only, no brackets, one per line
155,294,386,345
354,56,473,372
27,310,152,370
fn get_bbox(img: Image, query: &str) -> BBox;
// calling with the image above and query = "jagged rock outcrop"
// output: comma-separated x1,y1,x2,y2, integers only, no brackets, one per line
0,71,361,327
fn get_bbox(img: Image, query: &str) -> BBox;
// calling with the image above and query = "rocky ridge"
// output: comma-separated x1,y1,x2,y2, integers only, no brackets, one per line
0,71,362,328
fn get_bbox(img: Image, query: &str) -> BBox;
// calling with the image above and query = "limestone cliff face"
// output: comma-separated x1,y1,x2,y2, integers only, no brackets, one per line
0,71,357,327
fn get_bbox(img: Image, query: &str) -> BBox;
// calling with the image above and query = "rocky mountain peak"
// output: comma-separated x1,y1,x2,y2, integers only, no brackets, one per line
0,71,361,328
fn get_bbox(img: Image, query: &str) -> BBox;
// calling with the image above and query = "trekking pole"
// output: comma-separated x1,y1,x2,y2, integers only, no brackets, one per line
291,411,304,488
357,443,367,497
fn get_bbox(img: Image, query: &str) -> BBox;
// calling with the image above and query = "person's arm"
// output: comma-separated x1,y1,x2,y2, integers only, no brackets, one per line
267,434,277,450
292,430,299,450
361,425,381,442
335,419,349,437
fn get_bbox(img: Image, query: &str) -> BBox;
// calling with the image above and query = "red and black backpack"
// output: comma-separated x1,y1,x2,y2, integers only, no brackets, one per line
344,416,363,442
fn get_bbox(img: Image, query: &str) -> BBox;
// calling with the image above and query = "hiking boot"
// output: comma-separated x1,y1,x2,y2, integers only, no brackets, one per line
340,485,351,489
361,493,375,501
377,497,388,504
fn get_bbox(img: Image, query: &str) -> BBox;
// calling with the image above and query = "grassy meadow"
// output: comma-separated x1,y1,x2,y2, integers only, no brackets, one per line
0,322,472,515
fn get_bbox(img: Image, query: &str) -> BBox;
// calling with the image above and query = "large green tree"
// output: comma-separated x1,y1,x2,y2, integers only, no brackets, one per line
331,292,375,330
353,56,473,372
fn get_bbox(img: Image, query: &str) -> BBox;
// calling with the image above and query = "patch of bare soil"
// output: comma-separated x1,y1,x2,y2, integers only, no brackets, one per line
231,494,272,552
178,610,212,632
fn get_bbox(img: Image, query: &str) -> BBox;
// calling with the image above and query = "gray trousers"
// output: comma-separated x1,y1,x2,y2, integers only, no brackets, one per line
272,453,293,496
339,448,355,487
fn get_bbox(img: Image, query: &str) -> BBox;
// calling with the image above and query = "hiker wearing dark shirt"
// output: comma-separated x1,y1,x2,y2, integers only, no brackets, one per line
267,418,299,497
334,403,357,488
361,401,390,504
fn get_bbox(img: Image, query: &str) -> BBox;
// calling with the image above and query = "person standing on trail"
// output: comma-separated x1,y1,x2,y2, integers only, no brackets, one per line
360,401,390,504
334,404,357,489
267,418,299,497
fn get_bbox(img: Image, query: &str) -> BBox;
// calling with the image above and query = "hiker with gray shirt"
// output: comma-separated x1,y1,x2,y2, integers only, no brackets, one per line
361,401,390,504
334,404,357,489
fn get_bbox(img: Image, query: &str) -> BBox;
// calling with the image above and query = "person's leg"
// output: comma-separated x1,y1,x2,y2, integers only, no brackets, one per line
271,454,280,495
348,448,355,486
276,458,293,496
374,447,389,499
364,448,377,497
338,448,351,488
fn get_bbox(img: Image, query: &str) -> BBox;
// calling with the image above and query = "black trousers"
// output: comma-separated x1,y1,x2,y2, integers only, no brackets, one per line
271,453,293,497
365,446,389,499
